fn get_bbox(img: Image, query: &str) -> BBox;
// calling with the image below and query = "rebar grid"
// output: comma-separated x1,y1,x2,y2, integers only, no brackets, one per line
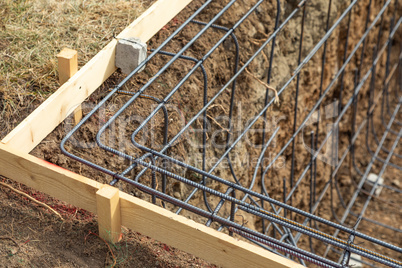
61,0,401,267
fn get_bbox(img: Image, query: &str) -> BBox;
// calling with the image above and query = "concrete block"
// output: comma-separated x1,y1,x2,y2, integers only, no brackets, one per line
115,37,147,75
363,173,384,196
348,253,363,268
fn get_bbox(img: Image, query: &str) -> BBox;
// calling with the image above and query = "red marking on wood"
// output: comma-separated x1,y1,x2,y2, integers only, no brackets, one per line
36,158,71,173
163,243,171,252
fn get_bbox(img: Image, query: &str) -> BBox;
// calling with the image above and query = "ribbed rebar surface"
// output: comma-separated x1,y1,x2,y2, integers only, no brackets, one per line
61,0,401,267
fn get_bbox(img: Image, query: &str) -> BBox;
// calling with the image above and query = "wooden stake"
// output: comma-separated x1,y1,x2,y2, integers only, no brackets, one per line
57,48,78,84
96,185,122,243
57,48,82,125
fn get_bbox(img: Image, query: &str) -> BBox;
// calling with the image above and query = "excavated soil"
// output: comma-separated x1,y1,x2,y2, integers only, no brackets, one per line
1,0,401,267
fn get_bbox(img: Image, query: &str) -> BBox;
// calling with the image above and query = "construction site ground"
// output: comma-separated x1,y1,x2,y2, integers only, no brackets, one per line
0,0,401,267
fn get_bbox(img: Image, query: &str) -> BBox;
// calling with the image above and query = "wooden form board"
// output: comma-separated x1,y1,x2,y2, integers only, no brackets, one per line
0,0,301,266
0,143,301,268
0,143,100,213
120,192,302,268
1,0,193,153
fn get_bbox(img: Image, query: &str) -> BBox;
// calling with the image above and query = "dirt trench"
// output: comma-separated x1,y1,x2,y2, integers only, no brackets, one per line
29,0,401,266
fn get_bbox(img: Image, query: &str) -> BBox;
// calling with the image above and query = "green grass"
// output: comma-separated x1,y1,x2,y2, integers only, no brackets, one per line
0,0,151,136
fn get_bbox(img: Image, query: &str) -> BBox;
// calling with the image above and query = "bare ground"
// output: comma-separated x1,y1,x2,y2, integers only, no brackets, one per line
0,0,401,267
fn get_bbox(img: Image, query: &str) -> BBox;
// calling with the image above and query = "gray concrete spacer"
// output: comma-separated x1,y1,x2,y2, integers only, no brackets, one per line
115,37,147,75
348,253,363,268
363,173,384,196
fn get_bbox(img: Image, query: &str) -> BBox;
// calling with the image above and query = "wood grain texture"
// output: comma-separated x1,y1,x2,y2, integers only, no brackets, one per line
1,0,192,153
57,48,82,124
57,48,78,84
0,142,302,267
96,185,122,243
119,191,302,268
0,143,100,213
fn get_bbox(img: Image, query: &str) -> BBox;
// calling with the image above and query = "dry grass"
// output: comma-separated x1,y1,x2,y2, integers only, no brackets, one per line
0,0,152,138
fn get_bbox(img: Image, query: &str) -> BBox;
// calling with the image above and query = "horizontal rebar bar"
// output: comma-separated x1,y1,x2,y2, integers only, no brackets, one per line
61,0,402,266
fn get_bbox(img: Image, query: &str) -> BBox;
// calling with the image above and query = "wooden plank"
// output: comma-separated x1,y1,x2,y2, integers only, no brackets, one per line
119,192,302,268
96,185,122,243
0,142,301,267
57,48,82,125
1,0,192,153
0,143,101,213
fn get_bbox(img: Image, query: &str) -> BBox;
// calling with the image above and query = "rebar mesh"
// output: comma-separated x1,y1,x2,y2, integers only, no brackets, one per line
60,0,401,267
